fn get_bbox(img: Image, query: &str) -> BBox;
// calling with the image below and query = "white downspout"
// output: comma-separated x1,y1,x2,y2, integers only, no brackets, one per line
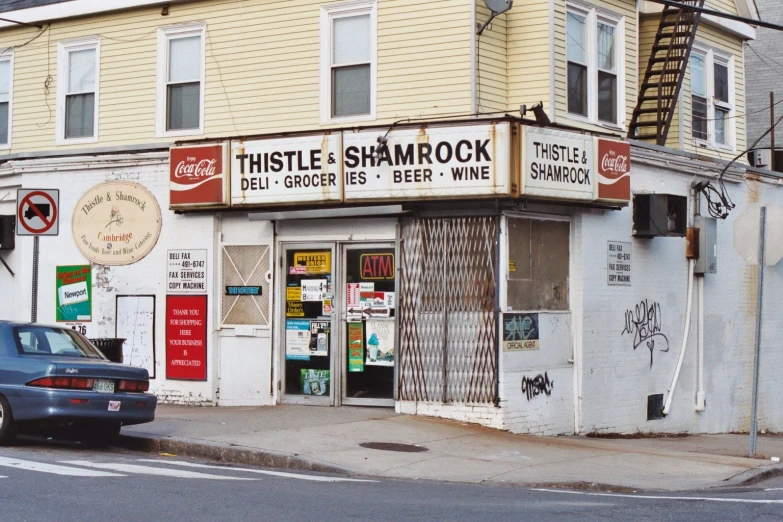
695,275,706,411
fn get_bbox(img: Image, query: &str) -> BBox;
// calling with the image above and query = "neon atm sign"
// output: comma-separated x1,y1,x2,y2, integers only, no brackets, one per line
360,254,395,280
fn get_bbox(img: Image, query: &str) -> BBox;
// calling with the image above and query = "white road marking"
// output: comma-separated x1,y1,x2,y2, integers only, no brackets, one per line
533,488,783,505
136,459,379,483
0,457,124,477
60,460,257,481
764,488,783,491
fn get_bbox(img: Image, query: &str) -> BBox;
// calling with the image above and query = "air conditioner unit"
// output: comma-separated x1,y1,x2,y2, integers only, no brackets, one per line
0,215,14,250
632,194,687,238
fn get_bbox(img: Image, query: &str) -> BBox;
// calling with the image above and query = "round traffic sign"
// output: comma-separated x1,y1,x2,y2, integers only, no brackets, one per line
18,190,58,234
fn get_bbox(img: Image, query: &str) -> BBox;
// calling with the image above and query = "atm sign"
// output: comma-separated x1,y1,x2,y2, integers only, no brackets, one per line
360,253,395,280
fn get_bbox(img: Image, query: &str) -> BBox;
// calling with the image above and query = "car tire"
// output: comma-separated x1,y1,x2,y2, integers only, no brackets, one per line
0,395,17,446
79,422,121,448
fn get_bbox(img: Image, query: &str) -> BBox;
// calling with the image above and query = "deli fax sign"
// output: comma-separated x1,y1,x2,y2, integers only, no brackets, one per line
230,123,512,206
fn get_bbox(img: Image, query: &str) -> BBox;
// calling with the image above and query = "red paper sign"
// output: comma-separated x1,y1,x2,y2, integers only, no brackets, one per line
596,139,631,203
169,144,227,208
166,295,208,380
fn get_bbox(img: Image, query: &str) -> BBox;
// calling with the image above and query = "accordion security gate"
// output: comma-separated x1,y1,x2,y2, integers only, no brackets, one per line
398,217,498,404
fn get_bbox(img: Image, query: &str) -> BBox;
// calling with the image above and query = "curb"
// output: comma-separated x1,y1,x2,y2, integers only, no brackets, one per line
723,463,783,487
115,433,352,476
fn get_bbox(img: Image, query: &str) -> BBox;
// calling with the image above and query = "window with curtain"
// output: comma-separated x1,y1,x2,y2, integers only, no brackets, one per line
331,14,371,118
690,49,733,148
64,47,96,139
167,35,201,131
567,11,588,117
691,53,708,141
597,21,617,123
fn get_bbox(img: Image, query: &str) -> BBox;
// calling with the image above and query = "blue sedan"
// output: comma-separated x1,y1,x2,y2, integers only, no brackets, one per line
0,321,157,446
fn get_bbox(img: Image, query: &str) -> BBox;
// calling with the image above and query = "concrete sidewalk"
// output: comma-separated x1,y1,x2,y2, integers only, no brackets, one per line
120,405,783,491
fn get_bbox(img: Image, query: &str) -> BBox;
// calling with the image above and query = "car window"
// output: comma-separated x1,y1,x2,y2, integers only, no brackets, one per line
13,326,104,359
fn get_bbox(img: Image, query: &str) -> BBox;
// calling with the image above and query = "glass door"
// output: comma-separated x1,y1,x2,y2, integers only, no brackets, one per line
341,244,396,407
281,244,335,405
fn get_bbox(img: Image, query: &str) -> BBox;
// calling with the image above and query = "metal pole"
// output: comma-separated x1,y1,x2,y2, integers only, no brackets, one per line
31,235,39,322
771,92,776,172
750,206,766,457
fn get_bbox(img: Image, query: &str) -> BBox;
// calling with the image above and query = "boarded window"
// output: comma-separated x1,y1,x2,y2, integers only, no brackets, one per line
506,218,569,311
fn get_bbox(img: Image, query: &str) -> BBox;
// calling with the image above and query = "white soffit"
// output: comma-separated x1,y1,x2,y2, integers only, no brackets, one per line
0,0,193,29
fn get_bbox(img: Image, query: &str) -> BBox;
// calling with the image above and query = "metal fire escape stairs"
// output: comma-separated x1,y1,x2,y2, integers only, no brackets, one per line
628,0,705,146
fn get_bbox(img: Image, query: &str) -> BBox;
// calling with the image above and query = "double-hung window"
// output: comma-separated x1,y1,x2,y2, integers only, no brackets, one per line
690,48,733,148
157,24,205,137
566,4,623,126
0,52,12,147
57,38,99,143
321,1,377,122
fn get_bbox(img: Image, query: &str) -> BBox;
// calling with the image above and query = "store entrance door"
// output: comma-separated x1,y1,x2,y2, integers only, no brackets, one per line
280,242,395,407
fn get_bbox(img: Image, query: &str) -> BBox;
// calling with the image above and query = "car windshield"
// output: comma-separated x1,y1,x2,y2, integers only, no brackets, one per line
13,326,105,359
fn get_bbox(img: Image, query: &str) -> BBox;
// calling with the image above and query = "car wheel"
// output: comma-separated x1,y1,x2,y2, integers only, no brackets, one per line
79,422,121,448
0,395,17,446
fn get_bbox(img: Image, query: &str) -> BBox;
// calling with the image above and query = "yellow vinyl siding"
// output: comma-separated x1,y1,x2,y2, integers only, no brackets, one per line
476,0,508,112
0,0,473,154
705,0,739,16
552,0,638,136
507,0,551,115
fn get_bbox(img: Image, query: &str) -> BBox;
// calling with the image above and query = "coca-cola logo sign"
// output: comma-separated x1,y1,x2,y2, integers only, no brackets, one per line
596,139,631,202
600,151,629,176
169,144,228,208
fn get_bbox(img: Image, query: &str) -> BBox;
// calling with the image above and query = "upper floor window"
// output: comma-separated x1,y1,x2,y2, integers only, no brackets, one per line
0,52,12,147
57,38,99,143
690,47,733,149
157,24,204,137
320,1,377,123
566,4,623,127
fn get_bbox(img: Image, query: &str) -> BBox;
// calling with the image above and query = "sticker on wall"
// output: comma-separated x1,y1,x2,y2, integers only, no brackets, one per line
607,241,631,286
360,292,390,318
286,320,311,360
348,322,364,372
167,249,207,294
301,279,327,301
365,320,394,366
292,252,331,274
322,299,333,314
56,265,92,322
72,181,162,266
347,283,360,308
503,313,540,351
301,369,330,396
286,301,304,317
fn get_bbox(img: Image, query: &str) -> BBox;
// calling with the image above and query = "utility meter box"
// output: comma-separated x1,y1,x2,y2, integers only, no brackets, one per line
694,215,717,274
632,194,688,237
0,215,14,250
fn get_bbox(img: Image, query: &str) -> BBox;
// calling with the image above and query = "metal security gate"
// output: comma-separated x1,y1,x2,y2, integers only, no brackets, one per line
398,217,498,404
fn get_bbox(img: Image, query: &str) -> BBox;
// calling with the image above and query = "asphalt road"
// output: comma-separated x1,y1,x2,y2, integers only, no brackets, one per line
0,438,781,522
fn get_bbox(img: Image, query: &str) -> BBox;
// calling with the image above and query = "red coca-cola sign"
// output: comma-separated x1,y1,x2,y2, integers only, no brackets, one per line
596,139,631,202
169,144,228,208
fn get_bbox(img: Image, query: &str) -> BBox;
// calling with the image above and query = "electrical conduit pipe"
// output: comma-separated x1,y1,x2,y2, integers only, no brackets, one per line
663,258,696,416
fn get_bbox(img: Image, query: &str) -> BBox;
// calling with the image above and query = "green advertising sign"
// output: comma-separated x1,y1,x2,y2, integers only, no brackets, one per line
56,265,92,322
348,322,364,372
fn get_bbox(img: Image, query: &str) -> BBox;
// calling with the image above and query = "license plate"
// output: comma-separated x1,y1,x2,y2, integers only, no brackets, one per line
93,379,115,394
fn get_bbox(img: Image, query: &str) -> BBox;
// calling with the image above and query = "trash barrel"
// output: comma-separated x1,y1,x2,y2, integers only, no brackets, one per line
88,338,125,363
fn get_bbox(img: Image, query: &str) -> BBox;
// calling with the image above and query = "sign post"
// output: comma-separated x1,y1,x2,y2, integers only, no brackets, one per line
16,189,60,322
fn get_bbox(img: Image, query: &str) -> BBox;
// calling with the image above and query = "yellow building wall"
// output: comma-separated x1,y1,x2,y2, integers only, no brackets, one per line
476,0,508,113
506,0,552,116
552,0,638,136
1,0,474,155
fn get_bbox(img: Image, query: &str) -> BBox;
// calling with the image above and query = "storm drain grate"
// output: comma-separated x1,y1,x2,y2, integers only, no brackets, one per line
359,442,429,453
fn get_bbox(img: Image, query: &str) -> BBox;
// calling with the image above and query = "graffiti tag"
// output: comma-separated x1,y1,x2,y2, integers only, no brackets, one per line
621,299,670,367
521,372,554,401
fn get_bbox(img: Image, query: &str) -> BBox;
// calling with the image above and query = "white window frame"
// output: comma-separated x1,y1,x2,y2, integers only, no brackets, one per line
156,23,205,138
0,50,14,150
56,36,99,145
320,0,377,124
691,44,735,152
565,2,625,130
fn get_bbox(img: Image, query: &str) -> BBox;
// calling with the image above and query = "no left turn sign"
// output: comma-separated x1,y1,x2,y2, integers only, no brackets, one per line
17,189,59,236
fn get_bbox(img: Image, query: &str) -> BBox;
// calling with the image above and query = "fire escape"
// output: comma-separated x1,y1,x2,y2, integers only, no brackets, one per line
628,0,705,145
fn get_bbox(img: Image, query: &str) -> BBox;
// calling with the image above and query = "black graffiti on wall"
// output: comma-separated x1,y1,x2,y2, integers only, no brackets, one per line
621,299,670,368
521,372,554,401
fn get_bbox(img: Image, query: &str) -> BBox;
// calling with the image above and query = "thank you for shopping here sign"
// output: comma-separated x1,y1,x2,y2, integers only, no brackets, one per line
229,123,513,206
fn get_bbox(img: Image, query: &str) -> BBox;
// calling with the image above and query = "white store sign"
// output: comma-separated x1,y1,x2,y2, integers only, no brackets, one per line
522,127,595,201
607,241,631,286
231,134,342,206
167,249,208,293
343,123,512,201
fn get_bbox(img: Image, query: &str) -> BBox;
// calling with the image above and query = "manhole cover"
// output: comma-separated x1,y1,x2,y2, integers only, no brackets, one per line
359,442,429,453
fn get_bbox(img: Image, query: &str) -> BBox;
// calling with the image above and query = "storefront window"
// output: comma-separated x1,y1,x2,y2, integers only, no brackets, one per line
506,217,569,311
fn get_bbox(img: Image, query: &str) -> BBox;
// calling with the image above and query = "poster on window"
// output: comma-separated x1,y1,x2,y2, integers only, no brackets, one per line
309,321,330,357
301,369,330,396
365,319,394,366
348,322,364,373
286,320,311,360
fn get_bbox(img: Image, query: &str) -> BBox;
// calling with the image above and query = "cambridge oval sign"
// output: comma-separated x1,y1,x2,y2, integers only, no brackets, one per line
72,181,162,266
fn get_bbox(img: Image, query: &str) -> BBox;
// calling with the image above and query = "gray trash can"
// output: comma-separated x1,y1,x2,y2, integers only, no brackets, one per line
88,338,125,363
